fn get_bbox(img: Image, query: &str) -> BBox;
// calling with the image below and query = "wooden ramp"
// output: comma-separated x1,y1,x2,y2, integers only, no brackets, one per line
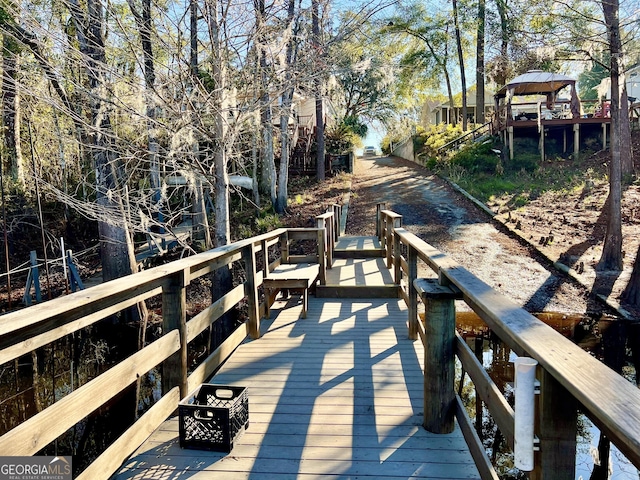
114,297,480,479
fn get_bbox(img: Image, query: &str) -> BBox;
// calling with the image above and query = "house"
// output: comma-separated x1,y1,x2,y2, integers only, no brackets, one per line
420,85,495,127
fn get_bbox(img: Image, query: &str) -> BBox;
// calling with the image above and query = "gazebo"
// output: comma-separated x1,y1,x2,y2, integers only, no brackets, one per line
493,70,608,160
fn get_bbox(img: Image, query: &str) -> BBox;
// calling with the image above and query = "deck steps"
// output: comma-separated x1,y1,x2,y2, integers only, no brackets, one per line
320,237,397,298
333,235,385,259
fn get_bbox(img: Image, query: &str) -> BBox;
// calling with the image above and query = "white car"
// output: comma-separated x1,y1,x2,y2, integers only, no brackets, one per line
363,146,376,156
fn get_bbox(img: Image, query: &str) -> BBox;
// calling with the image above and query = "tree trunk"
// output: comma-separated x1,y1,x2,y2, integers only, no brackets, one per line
475,0,486,123
70,0,137,284
275,0,298,214
1,33,24,187
598,0,623,271
256,0,276,205
452,0,467,131
620,81,634,177
206,0,234,348
312,0,325,181
127,0,162,227
495,0,509,87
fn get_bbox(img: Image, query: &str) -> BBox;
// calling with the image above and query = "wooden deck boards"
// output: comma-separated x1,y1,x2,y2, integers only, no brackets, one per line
335,236,382,251
114,297,481,480
325,258,394,286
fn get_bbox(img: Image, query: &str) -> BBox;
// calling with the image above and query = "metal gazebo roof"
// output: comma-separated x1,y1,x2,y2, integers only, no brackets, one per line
495,70,576,98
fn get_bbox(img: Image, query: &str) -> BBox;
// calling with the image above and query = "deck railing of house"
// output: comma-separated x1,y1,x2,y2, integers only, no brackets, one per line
378,206,640,479
0,209,339,480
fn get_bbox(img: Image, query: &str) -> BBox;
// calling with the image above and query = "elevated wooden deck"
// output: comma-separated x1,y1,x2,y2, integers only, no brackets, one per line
114,237,481,480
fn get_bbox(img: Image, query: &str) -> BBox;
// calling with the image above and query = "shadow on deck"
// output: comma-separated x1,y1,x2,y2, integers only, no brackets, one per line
114,236,481,480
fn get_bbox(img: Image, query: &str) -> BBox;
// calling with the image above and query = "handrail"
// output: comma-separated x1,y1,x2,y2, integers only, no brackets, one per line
0,210,337,479
381,219,640,478
436,121,492,155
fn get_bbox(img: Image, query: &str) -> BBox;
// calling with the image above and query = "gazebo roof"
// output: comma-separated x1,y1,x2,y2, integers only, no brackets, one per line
495,70,576,98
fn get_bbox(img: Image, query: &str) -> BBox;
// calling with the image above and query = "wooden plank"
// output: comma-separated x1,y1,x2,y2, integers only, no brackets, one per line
455,334,515,448
0,286,162,366
186,284,245,342
287,254,318,264
189,249,243,278
315,285,399,298
333,249,385,259
77,387,180,480
455,395,500,480
0,331,180,456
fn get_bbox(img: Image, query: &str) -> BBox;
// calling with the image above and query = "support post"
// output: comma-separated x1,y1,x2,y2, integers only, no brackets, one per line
243,244,260,339
376,203,386,240
30,251,41,303
280,231,289,264
573,123,580,158
393,231,402,285
602,122,607,150
531,369,578,480
407,246,418,340
508,126,514,160
414,278,461,434
317,228,326,285
332,204,341,241
539,127,545,162
162,270,188,398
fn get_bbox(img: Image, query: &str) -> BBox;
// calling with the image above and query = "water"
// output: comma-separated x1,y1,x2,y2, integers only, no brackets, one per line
455,312,639,479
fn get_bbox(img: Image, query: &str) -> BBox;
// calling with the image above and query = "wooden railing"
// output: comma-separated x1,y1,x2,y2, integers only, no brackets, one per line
379,206,640,479
0,208,339,479
435,121,492,157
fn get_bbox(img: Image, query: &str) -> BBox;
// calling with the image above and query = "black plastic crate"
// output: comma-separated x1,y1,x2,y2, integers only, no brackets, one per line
178,384,249,452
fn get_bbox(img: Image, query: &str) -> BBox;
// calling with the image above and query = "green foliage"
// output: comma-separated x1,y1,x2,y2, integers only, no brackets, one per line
413,124,464,161
325,122,357,154
255,212,282,234
578,56,610,100
342,116,368,138
450,140,499,173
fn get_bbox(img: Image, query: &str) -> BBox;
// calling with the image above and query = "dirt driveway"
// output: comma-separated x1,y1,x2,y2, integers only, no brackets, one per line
346,155,607,316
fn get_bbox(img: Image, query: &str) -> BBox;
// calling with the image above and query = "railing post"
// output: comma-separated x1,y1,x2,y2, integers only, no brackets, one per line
376,203,386,240
393,231,402,285
531,369,577,480
261,239,269,278
415,278,460,434
317,228,327,285
280,231,289,264
332,204,341,240
162,269,188,398
243,244,261,339
407,245,418,340
387,216,402,269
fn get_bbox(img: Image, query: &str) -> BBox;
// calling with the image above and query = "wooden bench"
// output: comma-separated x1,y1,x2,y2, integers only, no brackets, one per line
264,263,320,319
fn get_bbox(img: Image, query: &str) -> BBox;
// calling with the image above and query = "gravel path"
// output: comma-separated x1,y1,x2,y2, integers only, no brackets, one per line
346,155,600,315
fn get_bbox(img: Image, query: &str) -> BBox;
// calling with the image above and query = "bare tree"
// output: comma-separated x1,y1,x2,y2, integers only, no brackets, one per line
313,0,326,181
598,0,624,271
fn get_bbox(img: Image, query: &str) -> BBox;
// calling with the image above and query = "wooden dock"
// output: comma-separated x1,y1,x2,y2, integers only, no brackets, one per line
113,241,481,480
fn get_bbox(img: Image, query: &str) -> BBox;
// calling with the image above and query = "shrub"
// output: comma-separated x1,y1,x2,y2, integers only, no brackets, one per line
450,140,499,174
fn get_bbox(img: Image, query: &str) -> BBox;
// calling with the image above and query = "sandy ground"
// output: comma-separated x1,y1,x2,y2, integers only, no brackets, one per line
346,154,619,317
